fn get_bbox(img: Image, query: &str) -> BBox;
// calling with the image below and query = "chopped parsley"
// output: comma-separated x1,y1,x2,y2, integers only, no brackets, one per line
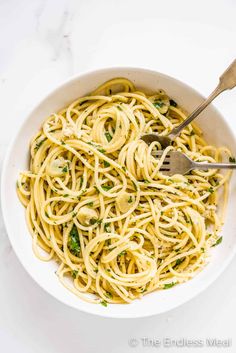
105,292,113,299
170,99,177,107
68,225,80,256
168,179,175,183
89,218,98,225
117,105,122,111
105,132,112,142
119,250,127,256
102,185,113,191
132,180,137,191
87,202,93,207
100,300,108,307
208,187,214,194
71,270,78,279
175,258,184,266
128,196,133,203
89,218,102,226
164,282,176,289
61,141,66,145
94,186,100,193
98,148,106,153
87,142,106,153
153,101,164,108
63,194,69,197
62,166,68,173
35,137,47,150
229,156,236,163
104,160,110,168
104,223,110,232
212,236,223,247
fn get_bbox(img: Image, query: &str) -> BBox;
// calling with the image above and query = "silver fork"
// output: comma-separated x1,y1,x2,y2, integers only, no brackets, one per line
141,58,236,148
153,151,236,176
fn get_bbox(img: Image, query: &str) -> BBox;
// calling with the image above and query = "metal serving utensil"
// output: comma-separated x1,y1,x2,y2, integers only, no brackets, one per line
153,150,236,176
141,59,236,148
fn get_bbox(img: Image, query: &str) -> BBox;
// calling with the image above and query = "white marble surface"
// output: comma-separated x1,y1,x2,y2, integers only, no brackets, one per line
0,1,236,352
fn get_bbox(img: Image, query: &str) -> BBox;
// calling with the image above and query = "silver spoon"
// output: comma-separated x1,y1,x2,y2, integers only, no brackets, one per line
141,59,236,148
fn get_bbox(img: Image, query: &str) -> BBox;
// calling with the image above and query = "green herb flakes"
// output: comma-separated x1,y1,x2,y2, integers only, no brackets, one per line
153,101,164,108
175,258,184,266
105,132,112,142
94,186,100,193
102,185,112,191
131,180,137,191
229,156,236,163
119,250,127,256
104,160,110,168
104,223,111,232
208,187,214,194
100,300,108,307
98,148,106,154
89,218,98,225
71,270,78,279
105,292,113,299
68,225,80,255
212,236,223,247
164,282,176,289
35,137,47,150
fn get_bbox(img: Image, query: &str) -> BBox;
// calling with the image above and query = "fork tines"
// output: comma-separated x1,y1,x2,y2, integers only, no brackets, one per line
152,150,171,172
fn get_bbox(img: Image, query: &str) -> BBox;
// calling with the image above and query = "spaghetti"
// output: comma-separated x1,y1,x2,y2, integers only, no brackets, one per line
17,78,231,305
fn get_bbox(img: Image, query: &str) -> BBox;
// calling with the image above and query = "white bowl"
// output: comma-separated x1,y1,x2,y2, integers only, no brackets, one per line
2,67,236,318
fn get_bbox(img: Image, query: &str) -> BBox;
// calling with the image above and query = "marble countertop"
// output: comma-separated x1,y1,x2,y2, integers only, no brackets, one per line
0,1,236,352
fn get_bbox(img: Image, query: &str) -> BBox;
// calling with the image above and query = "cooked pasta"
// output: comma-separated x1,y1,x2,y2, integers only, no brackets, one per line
17,78,231,305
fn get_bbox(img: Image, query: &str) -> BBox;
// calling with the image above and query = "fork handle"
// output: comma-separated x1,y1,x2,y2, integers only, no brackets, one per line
169,59,236,140
192,161,236,170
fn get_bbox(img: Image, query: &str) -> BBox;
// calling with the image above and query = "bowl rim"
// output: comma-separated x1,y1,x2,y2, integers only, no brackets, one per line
1,66,236,319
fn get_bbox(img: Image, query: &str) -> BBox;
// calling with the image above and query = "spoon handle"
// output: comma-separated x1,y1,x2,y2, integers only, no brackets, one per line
170,59,236,139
